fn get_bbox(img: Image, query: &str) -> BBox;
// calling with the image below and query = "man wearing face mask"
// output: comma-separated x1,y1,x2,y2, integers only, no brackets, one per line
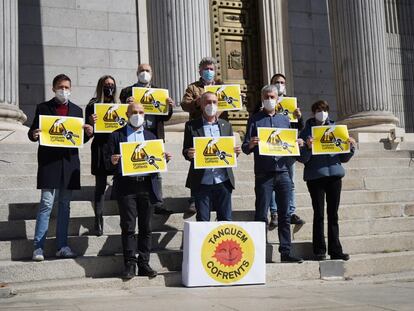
28,74,94,261
105,102,173,279
182,92,241,221
242,85,304,263
119,64,174,215
266,73,305,231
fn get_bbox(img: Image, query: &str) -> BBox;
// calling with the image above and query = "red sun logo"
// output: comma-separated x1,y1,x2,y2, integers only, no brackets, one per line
213,239,243,267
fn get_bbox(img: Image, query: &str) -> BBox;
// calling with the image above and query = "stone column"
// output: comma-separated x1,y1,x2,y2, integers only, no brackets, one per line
327,0,399,134
0,0,28,142
258,0,293,91
146,0,212,104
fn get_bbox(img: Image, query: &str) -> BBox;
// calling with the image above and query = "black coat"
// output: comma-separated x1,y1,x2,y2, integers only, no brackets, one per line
104,126,162,203
28,98,85,190
182,117,236,192
119,83,173,140
85,98,115,176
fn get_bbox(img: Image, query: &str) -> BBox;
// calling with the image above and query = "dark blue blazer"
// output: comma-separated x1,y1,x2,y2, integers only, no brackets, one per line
105,126,162,202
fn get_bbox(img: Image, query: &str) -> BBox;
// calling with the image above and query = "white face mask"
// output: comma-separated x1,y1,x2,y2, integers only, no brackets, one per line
55,89,71,103
129,113,145,128
138,71,152,84
262,99,277,112
275,83,286,96
204,104,218,117
315,111,329,122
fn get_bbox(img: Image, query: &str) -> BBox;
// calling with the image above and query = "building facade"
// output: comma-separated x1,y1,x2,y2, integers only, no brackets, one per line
1,0,413,141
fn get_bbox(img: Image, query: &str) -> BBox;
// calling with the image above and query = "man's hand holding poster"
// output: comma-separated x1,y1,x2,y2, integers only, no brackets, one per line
258,127,300,156
194,136,237,169
39,115,84,148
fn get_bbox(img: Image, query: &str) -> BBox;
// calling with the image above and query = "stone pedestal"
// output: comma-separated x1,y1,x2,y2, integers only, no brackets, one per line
146,0,212,106
258,0,293,90
327,0,399,139
0,0,28,143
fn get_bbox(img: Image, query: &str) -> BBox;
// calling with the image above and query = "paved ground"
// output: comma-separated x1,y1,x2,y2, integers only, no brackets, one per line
1,273,414,310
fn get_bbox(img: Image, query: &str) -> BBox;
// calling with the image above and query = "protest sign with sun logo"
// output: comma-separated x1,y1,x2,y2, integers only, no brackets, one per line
311,125,350,155
94,103,128,133
119,139,167,176
276,97,298,123
257,127,299,156
132,87,169,115
193,136,237,169
204,85,242,111
39,115,84,148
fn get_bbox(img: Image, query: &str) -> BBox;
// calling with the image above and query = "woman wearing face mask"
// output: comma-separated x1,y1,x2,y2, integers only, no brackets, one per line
298,100,356,261
85,75,118,236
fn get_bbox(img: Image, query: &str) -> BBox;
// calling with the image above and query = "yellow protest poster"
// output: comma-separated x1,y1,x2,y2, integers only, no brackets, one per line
120,139,167,176
39,115,84,148
132,87,169,115
193,136,237,169
277,97,298,123
258,127,299,156
94,103,128,133
204,85,242,111
311,125,350,155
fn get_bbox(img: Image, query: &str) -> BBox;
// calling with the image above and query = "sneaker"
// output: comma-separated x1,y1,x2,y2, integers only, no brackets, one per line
268,213,278,231
32,248,44,261
290,214,305,225
56,246,77,258
330,253,350,261
281,254,304,263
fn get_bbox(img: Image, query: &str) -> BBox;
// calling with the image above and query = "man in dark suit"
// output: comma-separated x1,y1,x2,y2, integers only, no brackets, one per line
120,63,174,215
28,74,93,262
105,102,172,280
182,92,241,221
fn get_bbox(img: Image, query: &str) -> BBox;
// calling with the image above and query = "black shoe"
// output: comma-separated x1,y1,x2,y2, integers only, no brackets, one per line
94,215,103,237
281,254,304,263
314,254,327,261
330,253,350,261
154,206,174,215
290,214,305,225
187,202,196,214
268,213,278,231
138,264,157,278
122,263,136,280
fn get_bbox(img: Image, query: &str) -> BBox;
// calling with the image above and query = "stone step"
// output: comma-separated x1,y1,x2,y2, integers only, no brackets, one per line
2,200,412,222
3,230,413,262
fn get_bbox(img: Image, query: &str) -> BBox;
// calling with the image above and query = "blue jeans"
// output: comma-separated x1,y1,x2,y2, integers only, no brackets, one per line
255,171,292,255
33,188,72,250
269,163,296,217
194,181,232,221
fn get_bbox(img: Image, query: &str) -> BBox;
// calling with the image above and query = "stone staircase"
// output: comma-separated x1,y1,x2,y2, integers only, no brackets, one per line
1,133,414,291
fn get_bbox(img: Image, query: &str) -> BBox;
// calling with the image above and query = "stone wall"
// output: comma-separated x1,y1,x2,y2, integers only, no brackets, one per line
287,0,337,121
18,0,139,124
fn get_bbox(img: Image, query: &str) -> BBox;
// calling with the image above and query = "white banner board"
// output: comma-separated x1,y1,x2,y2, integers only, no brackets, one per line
182,221,266,287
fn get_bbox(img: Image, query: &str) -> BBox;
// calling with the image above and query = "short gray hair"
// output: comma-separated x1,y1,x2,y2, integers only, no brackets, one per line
199,57,217,69
261,84,278,97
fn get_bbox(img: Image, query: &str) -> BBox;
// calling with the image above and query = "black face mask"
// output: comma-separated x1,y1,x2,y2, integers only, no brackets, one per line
103,86,115,97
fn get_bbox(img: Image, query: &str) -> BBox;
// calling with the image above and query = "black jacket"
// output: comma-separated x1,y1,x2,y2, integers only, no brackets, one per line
182,117,236,192
28,98,85,190
104,126,162,203
85,98,115,176
119,83,173,140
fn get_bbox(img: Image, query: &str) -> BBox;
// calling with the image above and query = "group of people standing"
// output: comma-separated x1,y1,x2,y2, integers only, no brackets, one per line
27,56,356,280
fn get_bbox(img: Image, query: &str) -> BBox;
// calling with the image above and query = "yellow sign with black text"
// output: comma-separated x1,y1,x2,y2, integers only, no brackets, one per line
94,103,128,133
193,136,237,169
132,87,169,115
39,115,84,148
120,140,167,176
201,224,255,284
277,97,298,123
258,127,299,156
312,125,350,155
204,85,242,111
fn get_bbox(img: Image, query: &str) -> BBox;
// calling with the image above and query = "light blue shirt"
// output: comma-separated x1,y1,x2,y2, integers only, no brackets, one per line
126,125,149,176
200,118,229,185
